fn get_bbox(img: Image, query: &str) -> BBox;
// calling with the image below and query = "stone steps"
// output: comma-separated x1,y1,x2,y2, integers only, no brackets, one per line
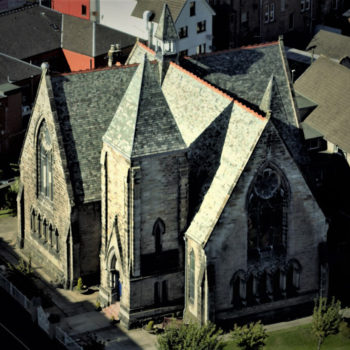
102,302,120,321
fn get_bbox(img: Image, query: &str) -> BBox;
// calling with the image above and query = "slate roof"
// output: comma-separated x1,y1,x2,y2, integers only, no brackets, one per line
103,56,186,158
62,14,136,57
294,57,350,153
0,5,61,59
131,0,187,23
185,103,267,245
0,4,136,63
181,41,305,164
306,30,350,61
0,52,42,84
51,65,138,203
154,4,179,41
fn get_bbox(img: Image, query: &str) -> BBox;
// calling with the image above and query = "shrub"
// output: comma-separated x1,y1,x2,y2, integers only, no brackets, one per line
145,320,154,331
312,296,342,350
76,277,84,291
231,321,268,350
157,321,224,350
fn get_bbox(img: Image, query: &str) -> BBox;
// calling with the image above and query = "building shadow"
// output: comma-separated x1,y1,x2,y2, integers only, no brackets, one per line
0,223,147,350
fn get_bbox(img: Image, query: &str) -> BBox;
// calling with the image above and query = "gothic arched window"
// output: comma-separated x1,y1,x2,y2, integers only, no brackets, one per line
189,249,195,303
37,121,53,200
247,163,289,260
55,228,59,252
152,218,165,254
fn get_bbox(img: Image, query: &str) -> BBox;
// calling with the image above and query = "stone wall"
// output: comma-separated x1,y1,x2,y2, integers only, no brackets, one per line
205,122,327,321
18,72,72,286
100,140,189,327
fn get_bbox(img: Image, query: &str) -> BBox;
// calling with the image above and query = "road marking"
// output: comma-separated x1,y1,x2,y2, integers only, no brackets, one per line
0,322,31,350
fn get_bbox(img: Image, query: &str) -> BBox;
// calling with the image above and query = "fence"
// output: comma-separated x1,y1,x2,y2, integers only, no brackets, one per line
0,272,33,312
0,272,83,350
56,326,84,350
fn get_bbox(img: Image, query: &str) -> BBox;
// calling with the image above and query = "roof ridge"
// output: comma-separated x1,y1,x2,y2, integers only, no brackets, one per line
0,51,42,70
137,41,156,55
170,61,265,121
0,2,38,17
189,41,279,59
52,63,140,76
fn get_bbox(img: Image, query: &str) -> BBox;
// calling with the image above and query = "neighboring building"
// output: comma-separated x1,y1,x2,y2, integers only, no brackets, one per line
0,4,136,73
209,0,315,49
61,14,135,71
306,29,350,60
99,0,215,56
0,53,42,157
51,0,91,20
0,3,65,71
0,0,26,13
295,56,350,163
18,16,327,329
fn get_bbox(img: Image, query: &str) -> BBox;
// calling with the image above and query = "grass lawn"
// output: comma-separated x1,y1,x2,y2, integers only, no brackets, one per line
224,322,350,350
0,208,15,218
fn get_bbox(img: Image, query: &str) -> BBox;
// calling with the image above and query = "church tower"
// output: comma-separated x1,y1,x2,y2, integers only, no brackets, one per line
99,56,188,328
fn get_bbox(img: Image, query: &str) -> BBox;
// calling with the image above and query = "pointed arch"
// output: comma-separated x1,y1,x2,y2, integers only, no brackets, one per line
36,120,53,200
231,269,246,308
152,218,165,253
247,161,290,261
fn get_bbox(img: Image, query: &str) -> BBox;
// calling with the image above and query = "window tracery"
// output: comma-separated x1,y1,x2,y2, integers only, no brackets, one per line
247,163,289,260
37,121,53,200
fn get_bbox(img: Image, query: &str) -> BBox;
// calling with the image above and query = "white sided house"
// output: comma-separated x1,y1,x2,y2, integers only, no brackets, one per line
98,0,215,56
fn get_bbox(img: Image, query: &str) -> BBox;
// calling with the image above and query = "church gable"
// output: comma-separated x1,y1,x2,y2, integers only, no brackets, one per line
19,70,73,281
202,121,327,316
185,102,267,245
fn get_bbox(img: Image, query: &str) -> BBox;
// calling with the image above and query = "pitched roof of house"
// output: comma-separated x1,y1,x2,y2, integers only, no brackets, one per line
103,56,185,158
0,5,61,59
0,4,136,63
294,56,350,153
131,0,187,23
306,30,350,60
0,52,42,84
50,65,138,203
62,14,136,57
154,3,179,41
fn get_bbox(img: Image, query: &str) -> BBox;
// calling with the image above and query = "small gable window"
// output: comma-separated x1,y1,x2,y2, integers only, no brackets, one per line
82,5,87,16
190,1,196,16
37,121,53,200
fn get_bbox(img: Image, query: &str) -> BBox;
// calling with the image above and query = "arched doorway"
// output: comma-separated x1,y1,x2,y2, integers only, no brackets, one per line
109,254,121,302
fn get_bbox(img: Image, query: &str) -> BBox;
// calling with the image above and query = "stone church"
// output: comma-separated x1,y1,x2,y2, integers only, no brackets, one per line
17,5,327,328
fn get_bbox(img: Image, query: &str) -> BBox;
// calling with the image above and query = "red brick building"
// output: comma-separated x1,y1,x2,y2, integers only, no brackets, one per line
51,0,90,20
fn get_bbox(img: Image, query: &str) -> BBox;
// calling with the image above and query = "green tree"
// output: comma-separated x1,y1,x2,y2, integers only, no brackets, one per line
312,297,342,350
157,321,224,350
231,321,268,350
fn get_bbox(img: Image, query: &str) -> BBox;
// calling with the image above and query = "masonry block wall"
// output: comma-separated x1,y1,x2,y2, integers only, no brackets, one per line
100,140,189,327
18,73,72,286
205,123,327,322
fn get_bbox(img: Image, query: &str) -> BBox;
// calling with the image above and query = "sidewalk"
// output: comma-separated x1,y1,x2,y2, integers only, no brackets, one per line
0,216,157,350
